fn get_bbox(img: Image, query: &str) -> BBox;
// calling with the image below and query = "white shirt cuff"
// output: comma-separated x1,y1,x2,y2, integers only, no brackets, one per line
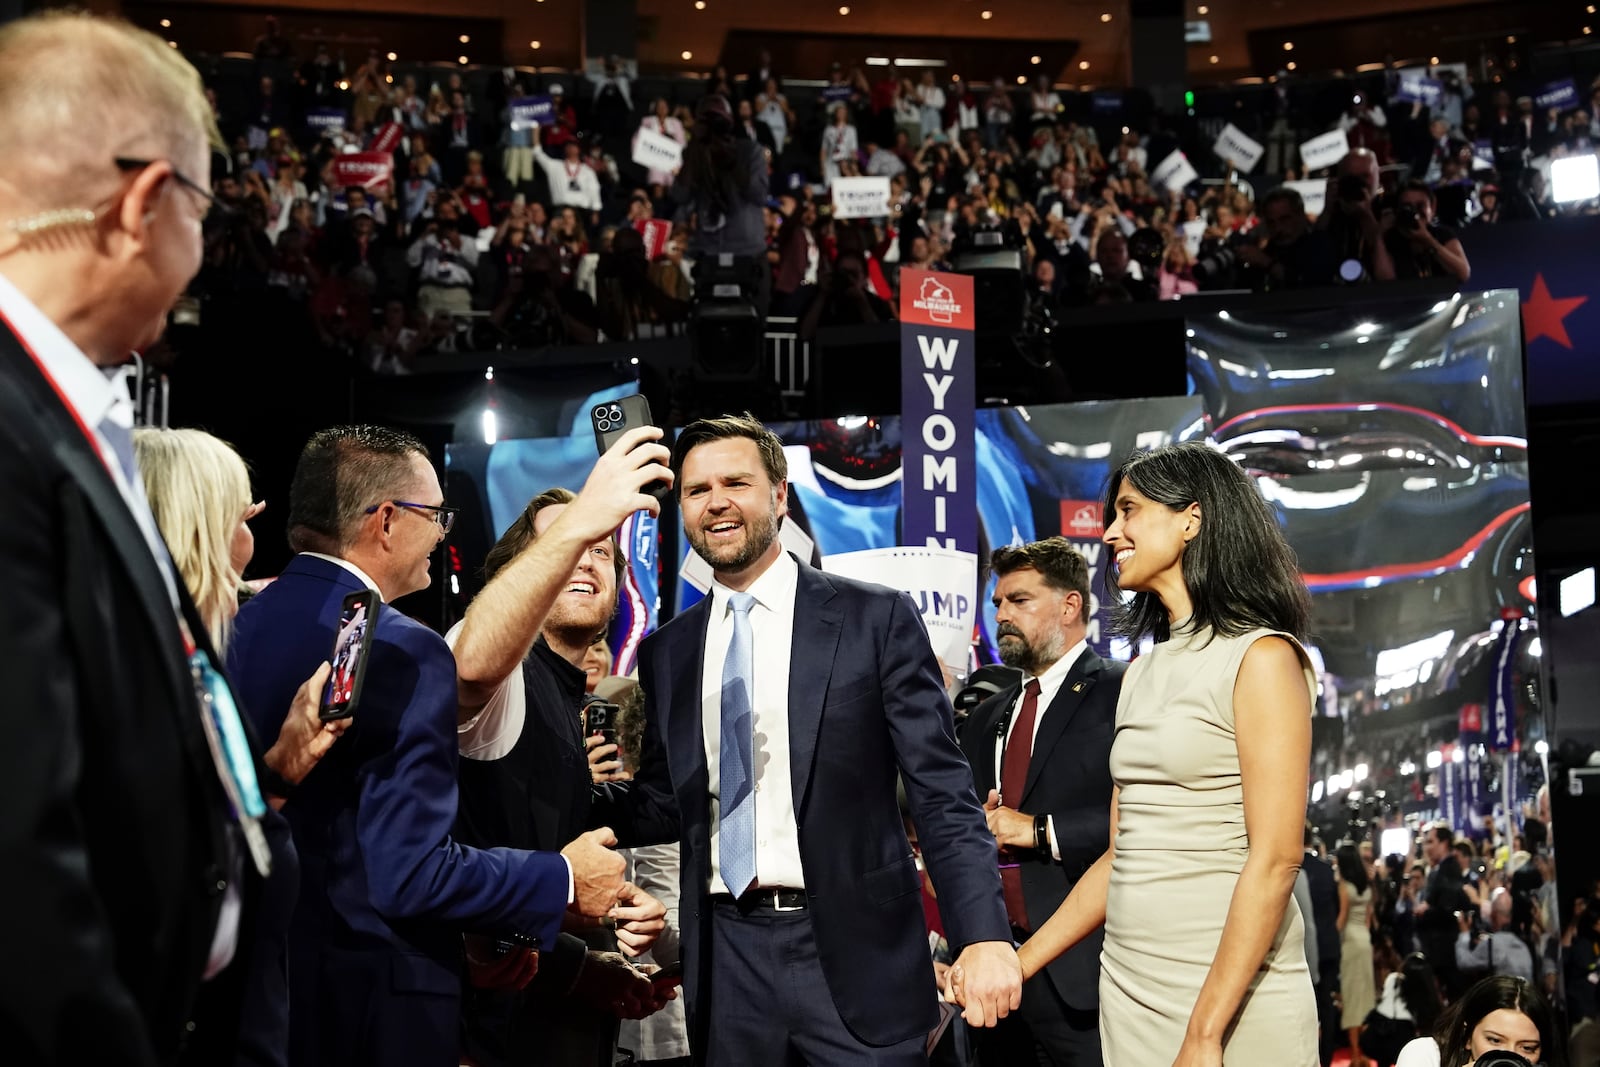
565,856,575,905
1047,815,1061,863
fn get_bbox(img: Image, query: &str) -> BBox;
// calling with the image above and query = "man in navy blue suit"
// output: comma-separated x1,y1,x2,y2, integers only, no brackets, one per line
228,426,628,1067
611,413,1021,1065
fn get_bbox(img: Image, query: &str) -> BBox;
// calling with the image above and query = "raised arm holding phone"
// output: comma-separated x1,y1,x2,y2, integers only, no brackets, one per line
448,415,678,1063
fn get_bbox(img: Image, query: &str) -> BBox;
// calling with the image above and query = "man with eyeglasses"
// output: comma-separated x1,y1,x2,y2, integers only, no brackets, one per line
0,12,293,1066
227,425,629,1067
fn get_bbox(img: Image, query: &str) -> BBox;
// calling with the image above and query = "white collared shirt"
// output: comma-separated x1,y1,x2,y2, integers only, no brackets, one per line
701,552,805,894
0,271,179,607
993,639,1090,863
301,551,384,600
0,268,239,977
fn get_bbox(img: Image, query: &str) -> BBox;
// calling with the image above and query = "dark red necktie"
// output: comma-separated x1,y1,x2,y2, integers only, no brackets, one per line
1000,678,1041,931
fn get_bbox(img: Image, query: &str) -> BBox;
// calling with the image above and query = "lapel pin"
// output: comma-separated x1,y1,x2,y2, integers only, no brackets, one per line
1070,681,1087,693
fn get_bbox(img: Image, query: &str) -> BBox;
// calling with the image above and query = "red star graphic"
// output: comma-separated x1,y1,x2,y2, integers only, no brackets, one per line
1521,273,1588,349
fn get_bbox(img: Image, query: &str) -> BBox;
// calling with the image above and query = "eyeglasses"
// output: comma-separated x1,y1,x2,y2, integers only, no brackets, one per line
114,157,235,216
366,500,458,534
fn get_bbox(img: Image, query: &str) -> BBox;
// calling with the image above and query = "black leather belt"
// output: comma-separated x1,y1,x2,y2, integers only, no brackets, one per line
712,888,808,913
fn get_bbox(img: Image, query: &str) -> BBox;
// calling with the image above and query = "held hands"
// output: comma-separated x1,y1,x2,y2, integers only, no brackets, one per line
983,789,1036,851
586,734,631,783
610,881,667,957
263,662,350,793
941,940,1023,1027
578,425,673,528
562,827,627,917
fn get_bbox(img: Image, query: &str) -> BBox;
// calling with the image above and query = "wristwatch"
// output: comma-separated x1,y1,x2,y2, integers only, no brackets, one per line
1033,813,1050,855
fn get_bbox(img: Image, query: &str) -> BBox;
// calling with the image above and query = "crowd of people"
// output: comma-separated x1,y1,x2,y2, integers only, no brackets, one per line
181,20,1600,381
1292,816,1600,1067
6,11,1600,1067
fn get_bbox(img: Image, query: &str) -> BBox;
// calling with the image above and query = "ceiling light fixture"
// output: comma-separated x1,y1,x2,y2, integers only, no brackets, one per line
1209,54,1219,63
1283,41,1294,51
1079,60,1090,70
459,34,470,44
981,9,993,18
1100,11,1112,21
530,40,541,49
682,49,693,59
1031,55,1042,64
457,55,468,64
160,18,171,27
387,51,398,61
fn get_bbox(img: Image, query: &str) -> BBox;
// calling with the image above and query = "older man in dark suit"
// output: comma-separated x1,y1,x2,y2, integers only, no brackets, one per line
961,538,1125,1066
0,13,292,1065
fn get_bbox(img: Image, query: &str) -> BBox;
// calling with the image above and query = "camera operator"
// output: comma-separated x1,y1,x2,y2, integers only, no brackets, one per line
1455,887,1536,985
1381,180,1470,283
1317,149,1397,283
1226,187,1339,291
798,248,895,340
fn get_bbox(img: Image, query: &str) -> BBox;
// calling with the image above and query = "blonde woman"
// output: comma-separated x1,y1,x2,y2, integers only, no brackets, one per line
134,427,346,788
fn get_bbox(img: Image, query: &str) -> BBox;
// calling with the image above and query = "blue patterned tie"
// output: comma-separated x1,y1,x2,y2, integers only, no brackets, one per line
719,592,758,898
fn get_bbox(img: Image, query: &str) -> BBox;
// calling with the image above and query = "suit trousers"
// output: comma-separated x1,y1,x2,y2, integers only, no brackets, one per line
705,900,926,1066
971,967,1102,1067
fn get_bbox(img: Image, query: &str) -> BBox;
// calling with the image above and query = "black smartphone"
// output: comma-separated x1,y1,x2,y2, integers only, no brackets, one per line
584,700,620,749
649,960,683,985
320,590,379,722
590,393,671,502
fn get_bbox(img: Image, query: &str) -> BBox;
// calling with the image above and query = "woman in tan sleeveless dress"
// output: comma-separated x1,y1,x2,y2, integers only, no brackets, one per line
1336,844,1378,1066
951,441,1319,1065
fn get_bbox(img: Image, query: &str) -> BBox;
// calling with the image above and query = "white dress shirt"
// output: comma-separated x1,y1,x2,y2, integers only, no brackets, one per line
992,639,1090,863
701,553,805,894
0,269,240,978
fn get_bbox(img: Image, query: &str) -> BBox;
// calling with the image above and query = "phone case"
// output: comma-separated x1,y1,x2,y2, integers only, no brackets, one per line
591,394,671,501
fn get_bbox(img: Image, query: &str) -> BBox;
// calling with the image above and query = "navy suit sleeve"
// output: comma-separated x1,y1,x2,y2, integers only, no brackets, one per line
879,591,1011,950
355,626,569,947
610,637,681,848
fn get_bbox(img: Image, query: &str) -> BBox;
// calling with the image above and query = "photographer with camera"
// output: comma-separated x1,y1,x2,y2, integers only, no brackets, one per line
1319,148,1396,284
1382,180,1471,283
1455,886,1537,985
1394,975,1565,1067
798,248,895,340
1202,186,1339,292
405,214,479,318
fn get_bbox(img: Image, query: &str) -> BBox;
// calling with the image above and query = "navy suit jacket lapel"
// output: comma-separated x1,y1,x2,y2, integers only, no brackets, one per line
664,596,712,815
787,563,842,816
1021,652,1104,805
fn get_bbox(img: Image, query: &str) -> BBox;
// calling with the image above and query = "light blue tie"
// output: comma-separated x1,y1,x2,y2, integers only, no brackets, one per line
719,592,758,898
97,411,140,489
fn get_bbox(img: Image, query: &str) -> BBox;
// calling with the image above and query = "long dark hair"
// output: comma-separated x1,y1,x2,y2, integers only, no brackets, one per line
1336,844,1370,894
1102,441,1310,644
682,94,748,220
1398,953,1443,1036
1434,975,1564,1067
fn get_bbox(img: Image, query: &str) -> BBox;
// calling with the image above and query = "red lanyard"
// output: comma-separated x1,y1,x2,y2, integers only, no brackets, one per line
0,302,116,479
